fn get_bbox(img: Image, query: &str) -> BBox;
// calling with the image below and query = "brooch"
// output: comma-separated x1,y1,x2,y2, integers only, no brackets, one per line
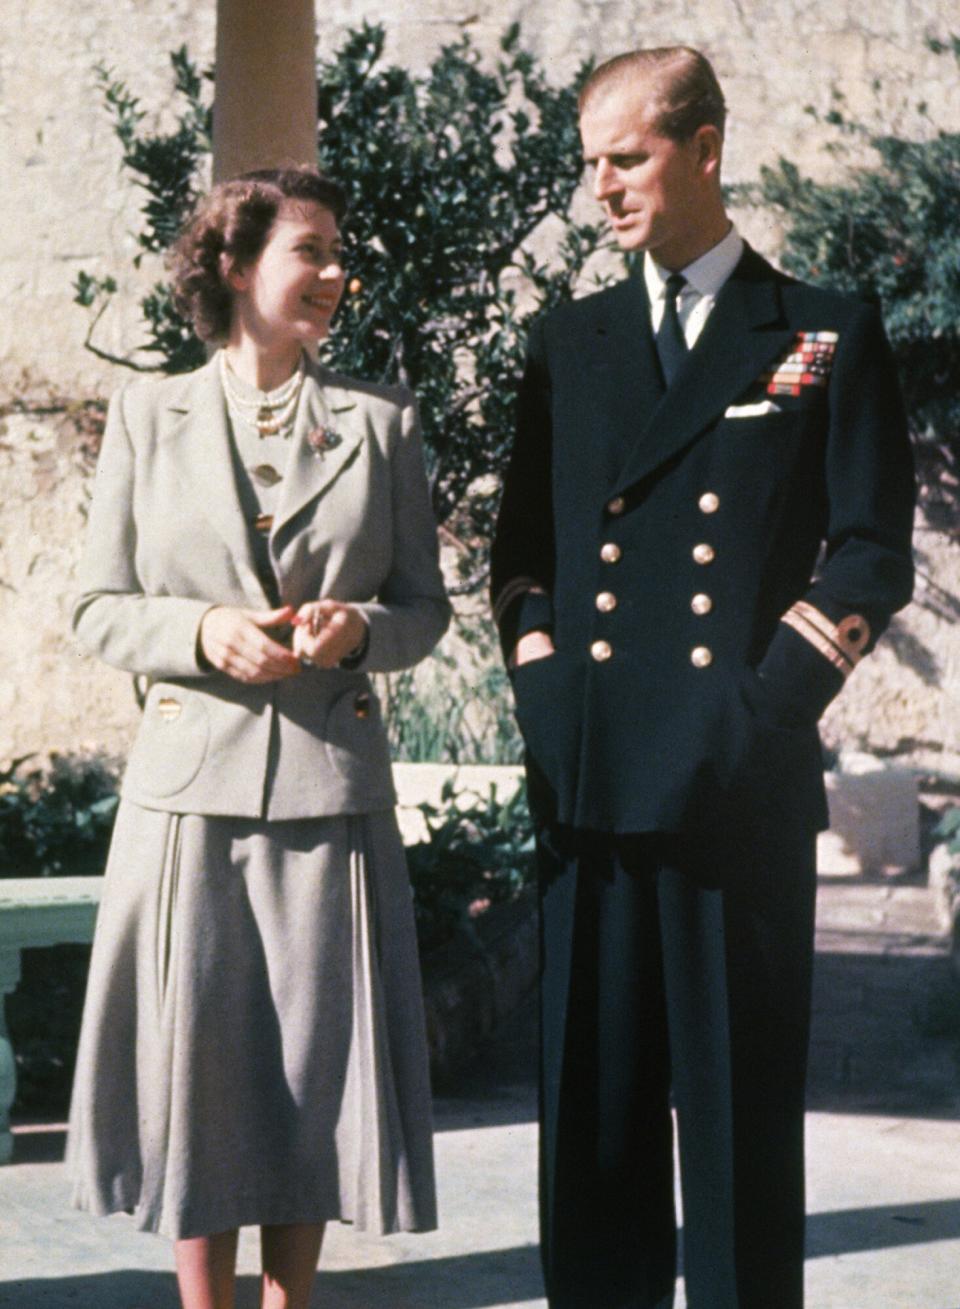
306,425,343,457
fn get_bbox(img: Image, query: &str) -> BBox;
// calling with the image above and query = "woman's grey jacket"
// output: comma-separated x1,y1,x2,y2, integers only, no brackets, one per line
74,353,451,818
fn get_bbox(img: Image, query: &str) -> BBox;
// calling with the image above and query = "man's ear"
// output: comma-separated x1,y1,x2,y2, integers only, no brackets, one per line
220,252,248,293
694,124,723,176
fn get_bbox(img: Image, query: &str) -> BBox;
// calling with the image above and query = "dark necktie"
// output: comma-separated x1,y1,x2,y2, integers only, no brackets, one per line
656,273,689,387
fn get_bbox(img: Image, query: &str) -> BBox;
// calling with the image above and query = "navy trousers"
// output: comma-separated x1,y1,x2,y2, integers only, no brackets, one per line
537,832,817,1309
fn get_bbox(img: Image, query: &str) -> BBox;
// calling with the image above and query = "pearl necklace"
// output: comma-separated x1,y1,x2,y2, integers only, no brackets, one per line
219,352,305,438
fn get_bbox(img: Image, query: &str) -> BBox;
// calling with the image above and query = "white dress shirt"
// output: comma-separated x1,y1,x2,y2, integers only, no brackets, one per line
644,225,745,348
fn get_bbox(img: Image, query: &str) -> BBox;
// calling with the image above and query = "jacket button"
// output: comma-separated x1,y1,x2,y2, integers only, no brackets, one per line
692,543,716,565
607,495,626,516
698,491,720,514
590,639,613,662
690,646,714,668
595,591,617,613
600,542,622,563
691,593,713,615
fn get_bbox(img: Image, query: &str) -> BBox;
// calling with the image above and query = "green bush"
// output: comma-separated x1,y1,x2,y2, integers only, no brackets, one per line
730,37,960,538
73,47,212,377
75,24,607,586
379,608,524,764
0,752,120,879
933,806,960,856
404,777,535,954
382,659,522,765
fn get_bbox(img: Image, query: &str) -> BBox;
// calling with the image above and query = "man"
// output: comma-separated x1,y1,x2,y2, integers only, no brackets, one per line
491,47,914,1309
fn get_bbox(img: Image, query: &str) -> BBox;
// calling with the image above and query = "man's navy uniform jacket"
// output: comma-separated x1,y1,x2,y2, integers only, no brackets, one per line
491,245,915,872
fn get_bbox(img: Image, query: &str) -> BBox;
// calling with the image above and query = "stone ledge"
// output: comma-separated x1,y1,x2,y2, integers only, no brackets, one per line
394,762,524,843
0,877,102,952
817,767,920,878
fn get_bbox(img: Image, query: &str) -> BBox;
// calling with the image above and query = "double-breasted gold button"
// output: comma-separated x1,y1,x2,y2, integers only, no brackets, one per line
698,491,720,514
691,593,713,615
600,542,622,564
595,591,617,613
607,496,626,516
692,543,715,565
690,646,713,668
590,639,613,662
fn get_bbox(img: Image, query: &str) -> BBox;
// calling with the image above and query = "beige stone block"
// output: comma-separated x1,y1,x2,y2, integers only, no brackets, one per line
822,519,960,777
393,762,524,843
818,769,920,879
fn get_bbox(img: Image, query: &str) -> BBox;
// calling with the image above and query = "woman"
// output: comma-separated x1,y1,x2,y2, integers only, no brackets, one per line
67,167,450,1309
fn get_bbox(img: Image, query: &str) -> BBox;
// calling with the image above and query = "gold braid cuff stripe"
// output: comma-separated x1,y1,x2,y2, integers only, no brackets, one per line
781,601,871,679
493,576,548,626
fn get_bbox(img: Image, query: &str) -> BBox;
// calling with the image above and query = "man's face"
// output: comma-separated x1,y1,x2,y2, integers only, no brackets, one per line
580,80,720,269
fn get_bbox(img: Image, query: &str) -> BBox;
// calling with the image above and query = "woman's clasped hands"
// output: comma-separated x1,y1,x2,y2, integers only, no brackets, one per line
291,599,367,669
200,600,366,683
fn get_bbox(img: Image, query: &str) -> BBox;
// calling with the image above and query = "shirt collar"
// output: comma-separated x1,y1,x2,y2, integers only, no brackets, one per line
644,224,744,303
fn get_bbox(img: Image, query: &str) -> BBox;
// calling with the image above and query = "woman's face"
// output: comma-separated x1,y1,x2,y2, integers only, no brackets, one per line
229,200,345,347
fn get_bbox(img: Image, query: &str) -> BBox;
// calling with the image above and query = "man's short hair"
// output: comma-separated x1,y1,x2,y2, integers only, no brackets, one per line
579,47,726,142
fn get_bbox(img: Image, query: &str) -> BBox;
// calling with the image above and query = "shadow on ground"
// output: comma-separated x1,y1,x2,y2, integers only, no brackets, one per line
0,1246,544,1309
6,1199,960,1309
807,1196,960,1257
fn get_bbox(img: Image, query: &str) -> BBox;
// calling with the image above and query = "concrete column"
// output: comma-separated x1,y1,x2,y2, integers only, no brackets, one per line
213,0,318,182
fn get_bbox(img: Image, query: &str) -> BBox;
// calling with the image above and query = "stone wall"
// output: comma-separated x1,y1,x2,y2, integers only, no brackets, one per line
1,1,215,398
822,519,960,778
3,0,958,395
2,0,959,772
0,403,139,767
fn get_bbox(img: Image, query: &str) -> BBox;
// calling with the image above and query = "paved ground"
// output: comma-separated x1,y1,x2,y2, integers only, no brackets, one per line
2,877,959,1308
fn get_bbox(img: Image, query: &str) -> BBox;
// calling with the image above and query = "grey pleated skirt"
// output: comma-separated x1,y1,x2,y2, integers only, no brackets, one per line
66,800,437,1240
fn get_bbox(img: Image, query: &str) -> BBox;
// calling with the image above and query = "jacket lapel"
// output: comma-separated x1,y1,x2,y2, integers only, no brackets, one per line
271,363,365,536
161,356,270,607
568,277,665,495
609,248,796,497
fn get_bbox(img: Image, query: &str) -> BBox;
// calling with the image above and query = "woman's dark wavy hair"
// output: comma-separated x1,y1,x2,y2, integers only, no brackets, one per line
169,167,348,342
